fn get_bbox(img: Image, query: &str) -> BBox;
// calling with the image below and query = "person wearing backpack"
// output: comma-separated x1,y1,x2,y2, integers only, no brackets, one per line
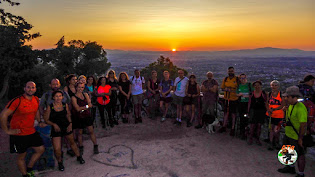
236,73,253,140
277,86,307,177
266,80,285,151
0,81,45,177
247,80,268,146
130,69,145,123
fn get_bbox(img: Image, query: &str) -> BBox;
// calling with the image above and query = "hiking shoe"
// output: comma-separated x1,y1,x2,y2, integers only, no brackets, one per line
94,145,99,154
114,120,119,125
218,127,226,133
79,146,84,155
177,121,182,126
138,118,143,123
161,117,166,122
26,171,35,177
296,174,305,177
277,166,295,174
230,129,235,136
195,124,202,129
267,144,275,151
77,156,85,164
58,162,65,171
247,138,253,145
187,121,192,127
256,140,262,146
67,149,75,157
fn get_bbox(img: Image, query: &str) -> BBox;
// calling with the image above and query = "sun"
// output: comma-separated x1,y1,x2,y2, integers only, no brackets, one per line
172,48,176,52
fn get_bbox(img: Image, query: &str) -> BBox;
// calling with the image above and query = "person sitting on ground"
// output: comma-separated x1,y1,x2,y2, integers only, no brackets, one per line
185,74,200,128
266,80,284,151
219,66,240,136
147,70,160,118
236,73,252,140
71,83,99,155
0,81,45,177
118,72,132,123
44,90,85,171
173,70,189,125
159,71,174,122
247,80,268,146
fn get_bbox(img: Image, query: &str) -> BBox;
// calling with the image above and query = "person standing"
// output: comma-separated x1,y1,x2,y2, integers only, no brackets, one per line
86,76,97,123
219,67,240,136
201,72,219,128
185,75,200,127
130,69,145,123
43,91,85,171
0,81,45,177
278,86,307,177
173,70,189,125
266,80,284,150
118,72,132,123
95,76,112,128
106,70,119,127
147,70,160,118
159,71,174,122
236,74,252,139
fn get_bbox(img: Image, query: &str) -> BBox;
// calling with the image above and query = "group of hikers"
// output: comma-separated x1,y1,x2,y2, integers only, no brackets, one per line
0,66,314,177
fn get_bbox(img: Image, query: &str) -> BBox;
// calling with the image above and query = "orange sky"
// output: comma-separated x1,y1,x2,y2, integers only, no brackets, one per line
4,0,315,51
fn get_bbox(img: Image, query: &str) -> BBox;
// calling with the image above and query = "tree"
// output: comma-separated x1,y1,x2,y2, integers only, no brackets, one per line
141,55,188,80
39,37,111,82
0,0,40,100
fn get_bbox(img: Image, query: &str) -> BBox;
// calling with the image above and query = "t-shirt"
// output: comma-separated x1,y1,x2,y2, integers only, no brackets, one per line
130,76,145,95
202,79,219,105
174,77,189,97
285,102,307,140
39,90,71,108
221,76,239,101
236,83,253,102
97,85,111,105
7,95,39,136
160,79,174,97
118,80,131,96
86,85,94,92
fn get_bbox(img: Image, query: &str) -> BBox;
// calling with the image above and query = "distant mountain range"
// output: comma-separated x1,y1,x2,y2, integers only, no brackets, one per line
105,47,315,58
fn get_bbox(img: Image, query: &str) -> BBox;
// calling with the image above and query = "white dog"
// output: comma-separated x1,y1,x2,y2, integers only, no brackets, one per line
206,118,220,134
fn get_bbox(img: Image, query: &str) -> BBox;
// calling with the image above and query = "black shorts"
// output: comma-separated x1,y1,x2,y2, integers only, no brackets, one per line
224,100,238,114
10,132,44,154
51,123,73,138
160,97,172,103
73,117,94,129
282,135,306,156
269,117,283,125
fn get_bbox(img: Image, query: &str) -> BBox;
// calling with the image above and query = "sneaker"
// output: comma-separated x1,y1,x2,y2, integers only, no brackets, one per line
230,129,235,136
139,118,142,123
26,171,35,177
187,121,192,127
67,149,75,157
256,139,262,146
114,120,119,125
161,117,166,122
58,162,65,171
177,121,181,126
267,144,275,151
77,156,85,164
195,124,202,129
94,145,99,154
173,120,178,124
218,127,226,133
277,166,296,174
79,146,84,155
135,118,139,124
296,174,305,177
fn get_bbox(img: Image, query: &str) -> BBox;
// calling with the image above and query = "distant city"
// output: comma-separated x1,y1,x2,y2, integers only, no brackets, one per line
106,48,315,92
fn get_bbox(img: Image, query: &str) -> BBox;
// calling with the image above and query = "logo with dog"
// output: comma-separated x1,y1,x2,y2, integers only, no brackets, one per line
278,145,298,165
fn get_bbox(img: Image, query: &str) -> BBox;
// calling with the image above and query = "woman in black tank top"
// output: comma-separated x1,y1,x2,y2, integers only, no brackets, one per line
106,70,119,126
72,83,99,155
44,90,85,171
64,74,77,97
185,75,200,127
147,70,160,118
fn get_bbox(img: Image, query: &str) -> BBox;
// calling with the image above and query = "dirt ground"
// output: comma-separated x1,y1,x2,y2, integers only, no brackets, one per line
1,116,315,177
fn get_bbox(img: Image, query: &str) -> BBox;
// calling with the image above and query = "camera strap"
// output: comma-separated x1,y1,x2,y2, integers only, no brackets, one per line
287,104,300,136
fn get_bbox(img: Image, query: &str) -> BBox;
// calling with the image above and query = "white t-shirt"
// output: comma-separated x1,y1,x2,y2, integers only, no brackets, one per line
130,76,145,95
174,76,189,97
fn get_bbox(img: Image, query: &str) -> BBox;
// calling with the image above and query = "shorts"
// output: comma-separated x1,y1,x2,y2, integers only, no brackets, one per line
173,95,184,105
10,132,44,154
73,117,94,129
160,97,173,103
223,100,238,114
282,135,306,156
269,117,283,125
184,97,198,106
132,94,144,105
51,122,73,137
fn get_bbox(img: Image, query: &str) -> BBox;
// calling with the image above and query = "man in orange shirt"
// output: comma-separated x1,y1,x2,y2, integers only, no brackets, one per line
219,67,240,136
0,81,45,177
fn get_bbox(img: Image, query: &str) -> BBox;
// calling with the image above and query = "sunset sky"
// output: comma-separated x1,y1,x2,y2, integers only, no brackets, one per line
3,0,315,51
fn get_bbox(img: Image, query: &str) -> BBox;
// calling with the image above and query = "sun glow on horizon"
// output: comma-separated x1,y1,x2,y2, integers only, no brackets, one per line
172,49,176,52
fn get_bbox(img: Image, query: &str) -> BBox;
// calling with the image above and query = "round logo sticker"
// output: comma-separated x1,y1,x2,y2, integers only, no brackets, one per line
278,145,298,165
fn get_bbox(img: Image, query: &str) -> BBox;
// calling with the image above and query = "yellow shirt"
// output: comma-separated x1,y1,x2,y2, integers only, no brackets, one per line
221,76,239,101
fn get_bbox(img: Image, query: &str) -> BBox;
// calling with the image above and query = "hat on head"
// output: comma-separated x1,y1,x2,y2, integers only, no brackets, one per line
282,86,302,97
